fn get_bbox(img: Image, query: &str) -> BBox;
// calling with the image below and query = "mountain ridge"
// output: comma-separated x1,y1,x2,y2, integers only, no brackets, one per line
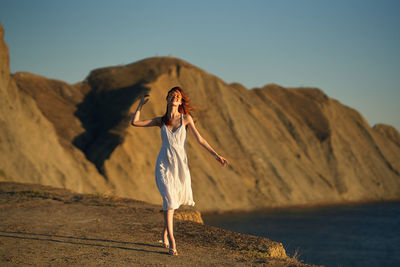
1,23,399,212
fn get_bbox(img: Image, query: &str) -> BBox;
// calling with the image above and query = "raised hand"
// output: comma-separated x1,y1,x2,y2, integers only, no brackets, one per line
139,94,150,106
216,155,228,167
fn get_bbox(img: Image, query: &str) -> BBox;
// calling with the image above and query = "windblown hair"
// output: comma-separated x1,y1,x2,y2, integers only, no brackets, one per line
161,86,197,127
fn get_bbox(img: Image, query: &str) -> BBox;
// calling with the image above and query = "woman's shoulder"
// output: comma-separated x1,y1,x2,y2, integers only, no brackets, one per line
183,113,194,126
154,116,163,127
183,113,193,121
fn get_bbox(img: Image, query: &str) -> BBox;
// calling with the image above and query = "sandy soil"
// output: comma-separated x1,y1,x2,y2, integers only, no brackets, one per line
0,182,317,266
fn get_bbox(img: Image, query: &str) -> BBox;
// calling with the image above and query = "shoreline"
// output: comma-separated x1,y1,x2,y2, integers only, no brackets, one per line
202,197,400,267
201,198,400,216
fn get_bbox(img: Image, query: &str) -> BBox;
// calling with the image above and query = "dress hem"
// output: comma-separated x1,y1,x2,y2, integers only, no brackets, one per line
163,201,195,211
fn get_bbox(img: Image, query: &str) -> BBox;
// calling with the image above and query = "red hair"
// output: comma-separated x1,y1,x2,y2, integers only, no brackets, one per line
161,86,197,126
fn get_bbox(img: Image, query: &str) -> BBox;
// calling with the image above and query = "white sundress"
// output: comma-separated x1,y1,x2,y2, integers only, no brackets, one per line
155,113,195,210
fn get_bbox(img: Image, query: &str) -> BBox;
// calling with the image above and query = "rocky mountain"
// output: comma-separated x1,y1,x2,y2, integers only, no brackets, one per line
0,24,109,196
1,23,399,212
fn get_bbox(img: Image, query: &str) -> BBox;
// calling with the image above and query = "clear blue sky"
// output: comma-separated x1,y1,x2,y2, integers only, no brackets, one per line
1,0,399,130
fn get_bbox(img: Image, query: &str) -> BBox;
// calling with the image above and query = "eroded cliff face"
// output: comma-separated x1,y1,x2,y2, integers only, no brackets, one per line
373,124,400,148
1,23,399,212
0,24,108,195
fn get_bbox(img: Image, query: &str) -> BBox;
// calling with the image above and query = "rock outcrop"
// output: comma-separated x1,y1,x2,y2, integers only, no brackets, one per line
373,123,400,147
1,23,399,212
0,24,108,195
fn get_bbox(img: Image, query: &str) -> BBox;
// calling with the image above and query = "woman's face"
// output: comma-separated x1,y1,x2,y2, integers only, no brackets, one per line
167,90,182,107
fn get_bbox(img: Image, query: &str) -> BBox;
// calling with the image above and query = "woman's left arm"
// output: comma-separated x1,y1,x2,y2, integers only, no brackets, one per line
186,114,228,167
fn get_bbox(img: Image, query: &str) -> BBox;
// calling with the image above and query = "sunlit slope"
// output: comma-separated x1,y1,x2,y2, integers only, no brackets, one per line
0,24,108,194
1,23,399,212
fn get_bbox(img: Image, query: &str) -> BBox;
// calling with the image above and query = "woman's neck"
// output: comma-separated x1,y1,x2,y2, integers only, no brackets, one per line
167,105,180,118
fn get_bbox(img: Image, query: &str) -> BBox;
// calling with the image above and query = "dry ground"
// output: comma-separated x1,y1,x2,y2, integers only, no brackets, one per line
0,181,318,266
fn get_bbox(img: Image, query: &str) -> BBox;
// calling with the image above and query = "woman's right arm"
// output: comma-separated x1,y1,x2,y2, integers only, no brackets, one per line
131,94,161,127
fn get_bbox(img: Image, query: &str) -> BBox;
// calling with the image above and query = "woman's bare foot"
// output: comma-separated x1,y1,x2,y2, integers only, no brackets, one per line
161,232,169,248
169,247,178,256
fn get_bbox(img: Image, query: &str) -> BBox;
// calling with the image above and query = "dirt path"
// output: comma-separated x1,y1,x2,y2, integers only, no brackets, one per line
0,182,316,266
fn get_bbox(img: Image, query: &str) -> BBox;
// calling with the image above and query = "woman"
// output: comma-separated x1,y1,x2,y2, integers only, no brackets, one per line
131,86,228,256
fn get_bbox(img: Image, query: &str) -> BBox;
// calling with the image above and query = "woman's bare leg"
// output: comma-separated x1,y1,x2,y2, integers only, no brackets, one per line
163,209,176,250
162,216,169,247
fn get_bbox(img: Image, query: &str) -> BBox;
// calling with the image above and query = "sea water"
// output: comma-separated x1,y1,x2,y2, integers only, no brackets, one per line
203,202,400,267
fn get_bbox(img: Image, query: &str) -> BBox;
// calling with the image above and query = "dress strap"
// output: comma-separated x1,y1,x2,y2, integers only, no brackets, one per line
181,113,185,128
